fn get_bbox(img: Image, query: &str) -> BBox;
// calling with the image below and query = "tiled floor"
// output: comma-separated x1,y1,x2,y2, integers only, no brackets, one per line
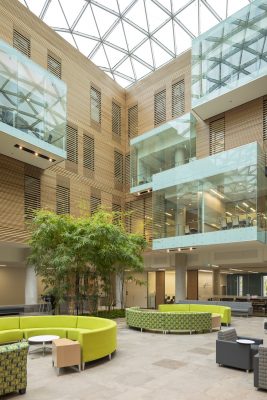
6,317,267,400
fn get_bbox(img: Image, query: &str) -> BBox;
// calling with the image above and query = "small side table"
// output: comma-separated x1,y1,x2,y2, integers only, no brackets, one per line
211,313,221,331
52,338,81,375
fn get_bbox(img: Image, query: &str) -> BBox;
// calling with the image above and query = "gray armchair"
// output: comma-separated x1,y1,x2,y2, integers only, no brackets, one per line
254,346,267,390
216,328,263,372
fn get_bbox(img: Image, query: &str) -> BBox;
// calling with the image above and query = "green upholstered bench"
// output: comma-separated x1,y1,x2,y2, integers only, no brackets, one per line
126,307,212,334
0,342,29,396
0,316,117,369
158,303,231,325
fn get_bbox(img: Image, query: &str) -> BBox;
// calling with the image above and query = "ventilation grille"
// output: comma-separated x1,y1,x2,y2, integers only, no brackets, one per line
112,102,121,136
154,89,166,126
172,79,185,118
48,54,61,79
128,104,138,140
13,30,31,57
209,117,225,155
83,134,94,171
24,175,40,220
125,153,130,186
66,125,78,164
114,151,124,184
91,86,101,125
91,195,101,215
263,99,267,141
56,185,70,215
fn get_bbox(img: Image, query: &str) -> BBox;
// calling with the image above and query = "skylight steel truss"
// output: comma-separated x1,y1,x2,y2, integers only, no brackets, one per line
19,0,252,88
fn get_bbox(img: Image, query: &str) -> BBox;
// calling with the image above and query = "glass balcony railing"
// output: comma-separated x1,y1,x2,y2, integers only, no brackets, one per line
130,113,196,189
0,40,66,152
191,0,267,119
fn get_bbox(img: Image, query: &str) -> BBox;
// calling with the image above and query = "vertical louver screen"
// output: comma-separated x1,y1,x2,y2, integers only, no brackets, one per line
125,153,130,186
24,175,40,220
154,89,166,126
128,104,138,140
47,54,61,79
125,196,152,244
13,30,31,57
91,195,101,215
83,134,94,171
209,117,225,155
91,86,101,125
67,125,78,164
56,185,70,215
114,151,124,184
263,99,267,141
172,79,185,118
112,101,121,136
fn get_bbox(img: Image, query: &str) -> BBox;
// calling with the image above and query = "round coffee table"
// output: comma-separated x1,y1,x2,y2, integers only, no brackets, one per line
28,335,60,356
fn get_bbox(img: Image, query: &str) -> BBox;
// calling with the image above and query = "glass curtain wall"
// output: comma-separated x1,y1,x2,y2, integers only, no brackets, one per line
153,163,262,239
0,40,66,150
130,113,196,187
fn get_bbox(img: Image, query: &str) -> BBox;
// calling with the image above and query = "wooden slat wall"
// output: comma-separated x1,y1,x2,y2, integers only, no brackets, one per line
0,0,126,245
209,117,225,155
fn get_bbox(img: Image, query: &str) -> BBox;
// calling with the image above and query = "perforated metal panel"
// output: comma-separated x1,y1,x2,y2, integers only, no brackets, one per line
83,134,94,171
209,117,225,155
128,104,138,140
24,175,40,220
172,79,185,118
90,86,101,125
56,185,70,215
114,150,124,184
112,101,121,136
154,89,166,126
66,125,78,164
13,29,30,57
47,54,61,79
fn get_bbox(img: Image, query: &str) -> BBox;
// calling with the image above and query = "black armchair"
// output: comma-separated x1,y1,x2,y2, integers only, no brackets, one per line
254,346,267,390
216,328,263,372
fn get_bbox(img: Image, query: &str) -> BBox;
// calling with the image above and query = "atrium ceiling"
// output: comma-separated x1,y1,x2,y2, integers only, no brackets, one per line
19,0,252,88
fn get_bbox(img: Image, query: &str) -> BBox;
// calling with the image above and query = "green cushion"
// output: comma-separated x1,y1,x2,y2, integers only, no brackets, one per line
22,328,67,339
0,317,20,331
67,328,90,341
20,315,77,329
158,304,190,312
0,329,23,344
77,316,113,329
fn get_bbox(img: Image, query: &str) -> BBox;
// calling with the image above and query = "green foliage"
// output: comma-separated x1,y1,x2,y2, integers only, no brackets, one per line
85,309,126,319
28,208,147,313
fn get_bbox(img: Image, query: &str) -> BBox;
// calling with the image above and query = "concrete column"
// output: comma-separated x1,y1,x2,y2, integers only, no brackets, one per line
213,270,220,296
174,254,187,301
25,265,38,304
115,274,123,309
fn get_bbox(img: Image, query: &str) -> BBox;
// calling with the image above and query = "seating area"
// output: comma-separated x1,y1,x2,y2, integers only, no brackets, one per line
159,303,231,325
126,305,226,334
0,315,117,368
176,300,252,317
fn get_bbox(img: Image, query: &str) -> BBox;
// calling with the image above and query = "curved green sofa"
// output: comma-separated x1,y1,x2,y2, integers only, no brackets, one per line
158,304,231,325
126,307,212,334
0,315,117,367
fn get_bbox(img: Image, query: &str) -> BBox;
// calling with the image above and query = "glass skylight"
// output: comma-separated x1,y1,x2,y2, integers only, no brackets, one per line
19,0,252,88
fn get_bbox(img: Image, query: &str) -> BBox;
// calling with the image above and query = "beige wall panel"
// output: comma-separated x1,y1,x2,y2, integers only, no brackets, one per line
0,267,26,305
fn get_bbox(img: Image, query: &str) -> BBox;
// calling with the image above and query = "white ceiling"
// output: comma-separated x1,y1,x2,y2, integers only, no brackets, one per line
19,0,252,88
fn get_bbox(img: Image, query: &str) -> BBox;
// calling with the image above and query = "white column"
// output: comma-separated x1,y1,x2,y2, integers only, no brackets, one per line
175,147,185,166
174,254,187,301
115,274,123,309
25,266,38,304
